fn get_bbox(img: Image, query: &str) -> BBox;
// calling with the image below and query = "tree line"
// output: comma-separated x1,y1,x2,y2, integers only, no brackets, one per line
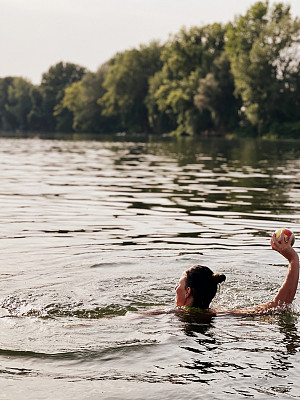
0,1,299,137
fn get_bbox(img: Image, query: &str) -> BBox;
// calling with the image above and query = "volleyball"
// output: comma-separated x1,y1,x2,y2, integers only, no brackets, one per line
275,228,295,246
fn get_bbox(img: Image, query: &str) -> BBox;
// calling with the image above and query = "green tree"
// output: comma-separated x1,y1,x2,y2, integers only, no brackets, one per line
27,86,45,131
99,41,163,132
4,77,34,131
194,52,240,132
145,70,177,133
225,1,300,134
0,77,15,131
61,63,119,133
147,24,226,135
40,62,86,132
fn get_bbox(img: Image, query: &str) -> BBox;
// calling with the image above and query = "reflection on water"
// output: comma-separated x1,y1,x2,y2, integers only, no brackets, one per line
0,135,300,399
277,312,300,355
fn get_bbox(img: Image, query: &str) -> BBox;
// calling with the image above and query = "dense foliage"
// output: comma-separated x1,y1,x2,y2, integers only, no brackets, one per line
226,2,300,135
0,2,299,137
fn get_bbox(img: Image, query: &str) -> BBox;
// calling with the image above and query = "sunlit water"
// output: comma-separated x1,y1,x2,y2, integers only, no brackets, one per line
0,136,300,399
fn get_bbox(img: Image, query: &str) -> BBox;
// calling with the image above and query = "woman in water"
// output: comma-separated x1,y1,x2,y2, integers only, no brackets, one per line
175,231,299,314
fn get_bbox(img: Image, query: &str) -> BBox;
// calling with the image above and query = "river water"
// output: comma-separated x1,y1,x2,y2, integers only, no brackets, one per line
0,135,300,399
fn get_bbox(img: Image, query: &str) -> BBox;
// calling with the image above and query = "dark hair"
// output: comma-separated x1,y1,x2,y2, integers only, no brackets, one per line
185,265,226,309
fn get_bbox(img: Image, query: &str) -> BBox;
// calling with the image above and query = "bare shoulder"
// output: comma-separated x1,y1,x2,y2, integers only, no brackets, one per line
134,307,179,316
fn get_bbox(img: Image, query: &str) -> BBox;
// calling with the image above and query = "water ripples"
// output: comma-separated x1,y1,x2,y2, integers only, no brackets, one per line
1,136,300,398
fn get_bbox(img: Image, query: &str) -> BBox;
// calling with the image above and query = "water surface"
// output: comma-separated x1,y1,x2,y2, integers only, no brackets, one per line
0,136,300,399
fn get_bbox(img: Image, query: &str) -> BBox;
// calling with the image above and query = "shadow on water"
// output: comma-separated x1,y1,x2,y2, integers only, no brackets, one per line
268,311,300,372
1,134,300,397
176,308,215,337
164,306,300,391
277,312,300,355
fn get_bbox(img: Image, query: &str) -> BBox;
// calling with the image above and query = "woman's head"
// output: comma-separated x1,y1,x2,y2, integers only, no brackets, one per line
175,265,226,309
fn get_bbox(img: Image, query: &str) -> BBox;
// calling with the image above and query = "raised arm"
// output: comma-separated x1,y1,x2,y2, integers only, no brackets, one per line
232,231,299,315
271,231,299,306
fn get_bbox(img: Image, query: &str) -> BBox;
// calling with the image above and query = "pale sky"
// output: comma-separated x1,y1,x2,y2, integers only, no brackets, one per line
1,0,299,84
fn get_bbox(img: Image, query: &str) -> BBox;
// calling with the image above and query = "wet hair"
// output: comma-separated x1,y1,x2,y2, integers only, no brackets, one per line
185,265,226,309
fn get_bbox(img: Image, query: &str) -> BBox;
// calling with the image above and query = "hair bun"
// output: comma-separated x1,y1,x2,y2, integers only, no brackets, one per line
213,273,226,284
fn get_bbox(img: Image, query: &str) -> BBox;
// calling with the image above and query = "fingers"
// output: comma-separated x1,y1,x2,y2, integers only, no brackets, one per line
271,232,280,252
270,232,275,247
271,231,292,255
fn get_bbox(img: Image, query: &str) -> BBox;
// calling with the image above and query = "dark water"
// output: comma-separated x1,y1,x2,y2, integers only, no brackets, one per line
0,136,300,399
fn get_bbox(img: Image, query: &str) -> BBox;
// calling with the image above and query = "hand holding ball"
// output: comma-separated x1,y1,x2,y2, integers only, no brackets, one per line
275,228,295,246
